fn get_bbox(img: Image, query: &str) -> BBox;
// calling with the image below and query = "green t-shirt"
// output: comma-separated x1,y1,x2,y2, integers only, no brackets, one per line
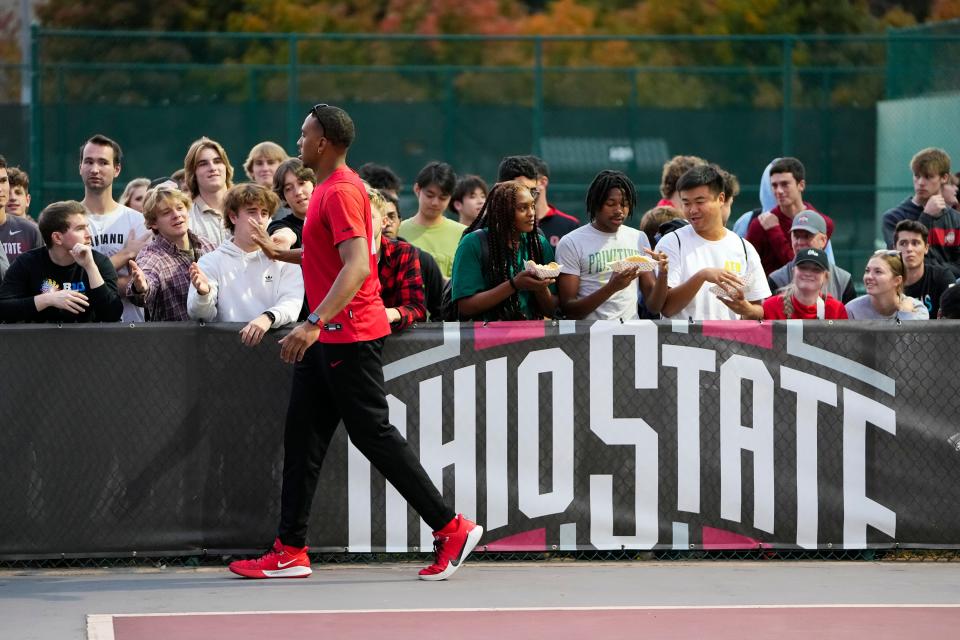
450,229,556,320
398,217,466,278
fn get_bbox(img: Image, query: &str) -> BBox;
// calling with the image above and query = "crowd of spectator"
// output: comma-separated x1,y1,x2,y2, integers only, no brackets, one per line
3,134,960,332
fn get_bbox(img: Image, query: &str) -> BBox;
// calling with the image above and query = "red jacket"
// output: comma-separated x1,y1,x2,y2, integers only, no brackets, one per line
762,293,848,320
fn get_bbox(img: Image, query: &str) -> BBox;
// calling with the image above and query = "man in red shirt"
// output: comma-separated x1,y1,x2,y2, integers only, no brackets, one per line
229,104,482,581
745,157,835,275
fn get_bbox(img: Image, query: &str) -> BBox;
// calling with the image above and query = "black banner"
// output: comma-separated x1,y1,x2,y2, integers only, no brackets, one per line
2,320,960,558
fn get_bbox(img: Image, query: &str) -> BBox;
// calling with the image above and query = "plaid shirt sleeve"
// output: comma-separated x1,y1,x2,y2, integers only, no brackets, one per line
126,242,163,308
378,239,426,332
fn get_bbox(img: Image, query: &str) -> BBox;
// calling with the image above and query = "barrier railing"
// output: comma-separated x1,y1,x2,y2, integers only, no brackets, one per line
4,319,959,560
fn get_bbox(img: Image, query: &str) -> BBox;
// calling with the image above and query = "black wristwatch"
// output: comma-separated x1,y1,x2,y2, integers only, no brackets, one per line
263,310,277,325
307,312,322,326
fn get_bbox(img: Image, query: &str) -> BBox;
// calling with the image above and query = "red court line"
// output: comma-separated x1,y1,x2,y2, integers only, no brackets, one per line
103,606,960,640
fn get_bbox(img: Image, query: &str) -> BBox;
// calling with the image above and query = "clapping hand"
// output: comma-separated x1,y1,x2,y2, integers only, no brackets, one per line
128,259,148,294
189,263,210,295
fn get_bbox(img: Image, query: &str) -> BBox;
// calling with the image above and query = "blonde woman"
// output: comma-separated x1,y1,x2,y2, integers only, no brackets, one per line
845,250,928,320
119,177,150,213
762,248,847,319
243,141,289,187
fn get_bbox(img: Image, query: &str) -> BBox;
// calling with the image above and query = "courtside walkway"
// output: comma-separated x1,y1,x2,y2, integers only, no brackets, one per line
2,561,960,639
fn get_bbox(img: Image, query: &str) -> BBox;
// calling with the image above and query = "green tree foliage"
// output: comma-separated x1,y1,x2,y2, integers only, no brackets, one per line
36,0,242,31
30,0,958,107
1,7,22,101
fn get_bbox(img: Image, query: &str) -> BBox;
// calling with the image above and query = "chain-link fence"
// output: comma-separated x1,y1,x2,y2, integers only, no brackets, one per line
3,549,959,571
1,27,958,279
4,321,960,569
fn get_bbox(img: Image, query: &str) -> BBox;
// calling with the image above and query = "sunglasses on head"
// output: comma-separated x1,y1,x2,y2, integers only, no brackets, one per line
874,249,902,258
309,103,329,121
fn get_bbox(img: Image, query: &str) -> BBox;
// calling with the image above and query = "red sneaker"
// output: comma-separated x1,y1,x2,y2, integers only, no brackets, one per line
418,514,483,581
229,538,312,579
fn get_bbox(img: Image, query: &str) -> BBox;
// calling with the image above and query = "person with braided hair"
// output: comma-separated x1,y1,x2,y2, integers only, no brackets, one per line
450,180,558,321
761,248,847,320
556,170,669,320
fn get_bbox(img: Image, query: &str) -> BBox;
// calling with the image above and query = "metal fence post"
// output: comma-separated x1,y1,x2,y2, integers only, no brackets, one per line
55,66,65,187
246,67,258,151
287,34,299,150
629,67,638,172
443,67,456,167
781,36,794,157
533,36,543,156
29,24,42,208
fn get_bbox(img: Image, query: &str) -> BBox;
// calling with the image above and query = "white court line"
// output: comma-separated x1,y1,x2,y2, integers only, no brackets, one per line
88,604,960,638
92,602,960,619
86,615,115,640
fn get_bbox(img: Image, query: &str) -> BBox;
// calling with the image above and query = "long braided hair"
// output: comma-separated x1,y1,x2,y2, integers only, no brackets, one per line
464,180,546,320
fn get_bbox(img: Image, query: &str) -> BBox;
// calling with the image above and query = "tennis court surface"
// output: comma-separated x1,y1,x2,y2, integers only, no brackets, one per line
2,561,959,639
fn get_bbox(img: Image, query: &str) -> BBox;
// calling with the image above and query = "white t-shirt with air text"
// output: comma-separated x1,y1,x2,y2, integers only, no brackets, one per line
655,224,770,321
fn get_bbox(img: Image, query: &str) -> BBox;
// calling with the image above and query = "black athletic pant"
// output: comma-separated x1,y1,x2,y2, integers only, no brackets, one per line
278,337,455,548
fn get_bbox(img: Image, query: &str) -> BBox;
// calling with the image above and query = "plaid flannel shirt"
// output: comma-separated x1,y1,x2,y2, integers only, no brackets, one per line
378,236,425,331
127,231,215,321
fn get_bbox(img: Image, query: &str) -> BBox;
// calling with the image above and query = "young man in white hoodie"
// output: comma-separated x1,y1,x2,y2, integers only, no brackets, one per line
187,183,303,347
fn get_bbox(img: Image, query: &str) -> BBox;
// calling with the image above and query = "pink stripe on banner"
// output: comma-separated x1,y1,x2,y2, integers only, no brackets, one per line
701,321,773,350
701,526,768,550
473,321,546,351
481,528,547,551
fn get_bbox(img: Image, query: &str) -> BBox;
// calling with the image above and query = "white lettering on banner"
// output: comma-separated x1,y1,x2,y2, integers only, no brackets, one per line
720,355,775,534
780,367,837,550
588,321,659,549
347,424,372,552
419,369,477,550
347,396,410,552
486,357,510,530
385,395,408,552
662,345,716,514
343,323,900,552
842,389,896,547
517,349,575,519
418,375,443,550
